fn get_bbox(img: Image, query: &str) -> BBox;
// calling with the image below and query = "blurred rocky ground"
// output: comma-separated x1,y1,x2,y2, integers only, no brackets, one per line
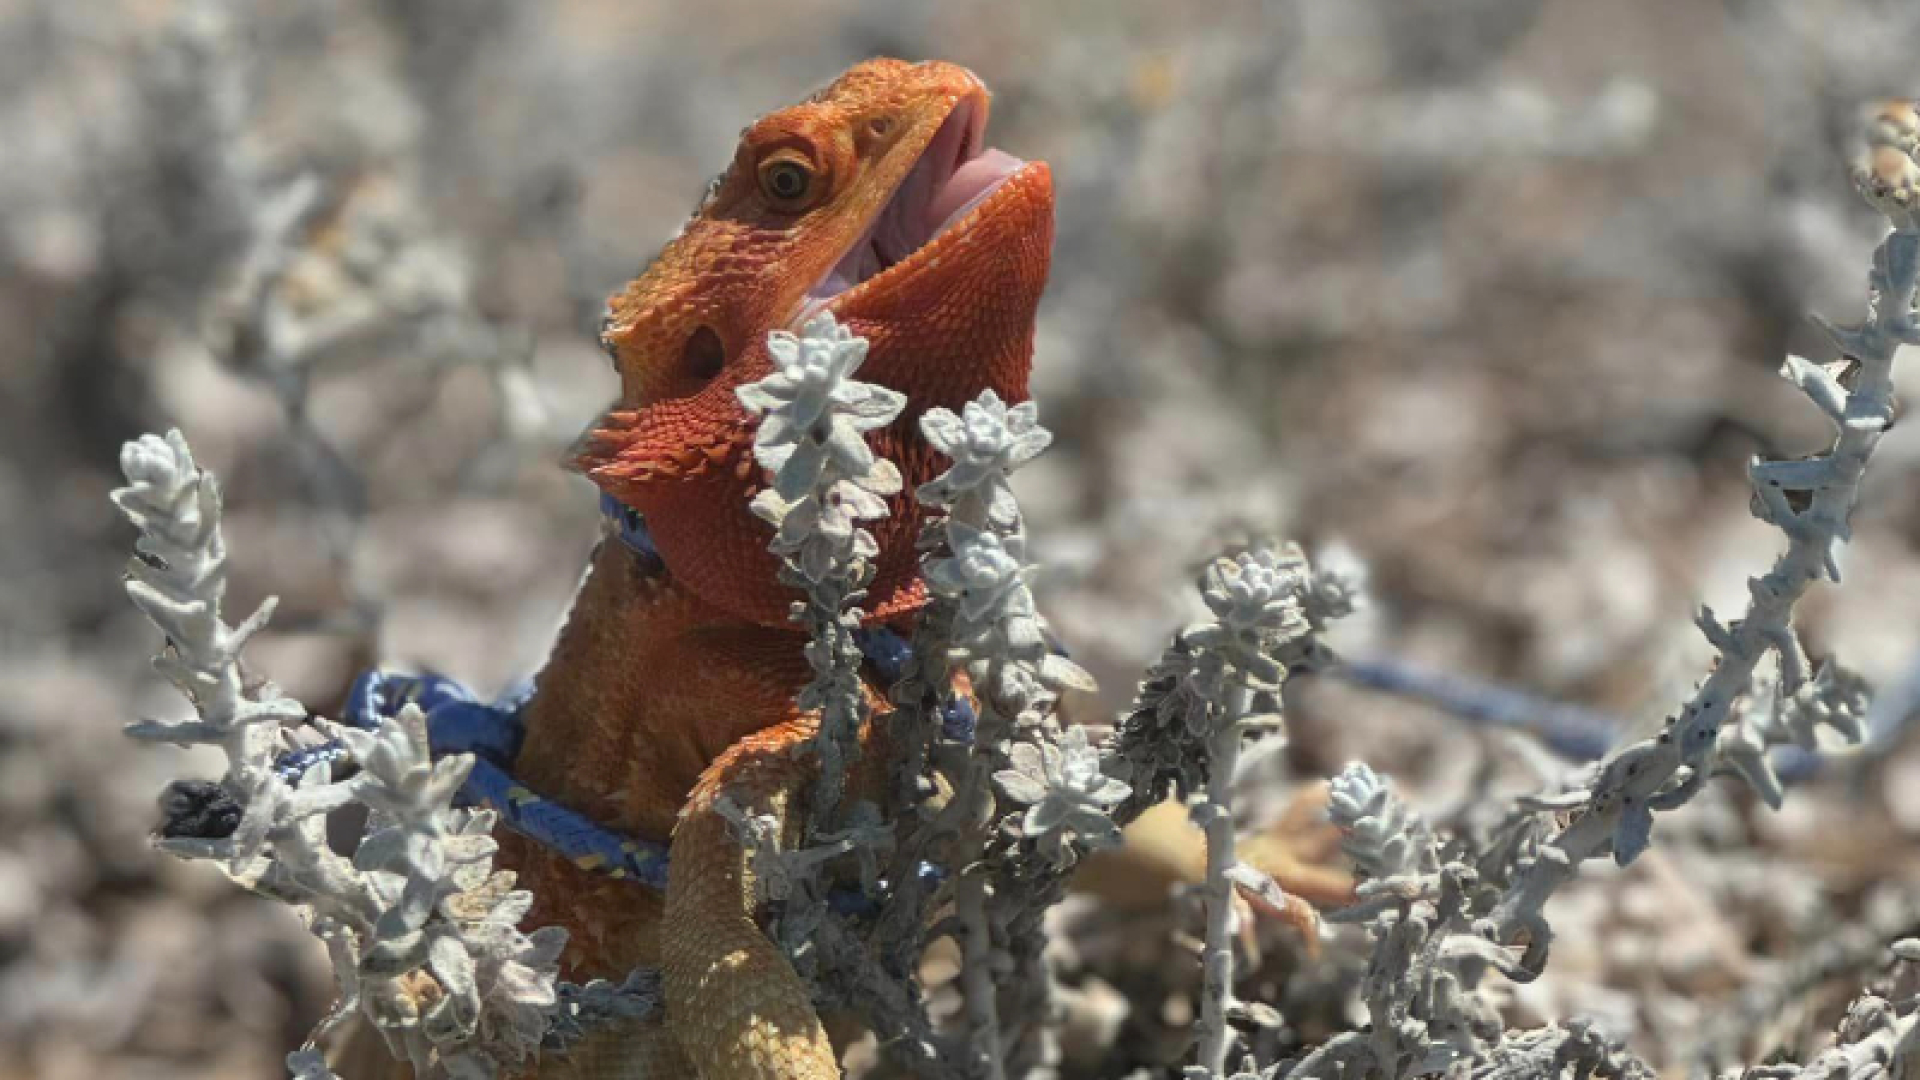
6,0,1920,1076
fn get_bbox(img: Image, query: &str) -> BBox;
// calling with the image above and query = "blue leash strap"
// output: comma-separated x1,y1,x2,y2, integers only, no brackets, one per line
345,669,525,763
271,670,675,890
462,755,670,888
265,498,1000,897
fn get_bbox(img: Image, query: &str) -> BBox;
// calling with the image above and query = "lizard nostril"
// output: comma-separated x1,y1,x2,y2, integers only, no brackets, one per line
682,326,725,382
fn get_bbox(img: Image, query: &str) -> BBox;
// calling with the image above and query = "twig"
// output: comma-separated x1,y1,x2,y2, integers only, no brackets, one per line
1197,684,1252,1075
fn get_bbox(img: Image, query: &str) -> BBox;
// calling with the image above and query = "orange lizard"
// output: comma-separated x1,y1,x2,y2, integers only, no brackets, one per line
485,59,1052,1079
326,59,1356,1080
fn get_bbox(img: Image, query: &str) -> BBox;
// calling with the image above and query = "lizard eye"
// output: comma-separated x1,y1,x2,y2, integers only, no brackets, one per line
758,152,818,209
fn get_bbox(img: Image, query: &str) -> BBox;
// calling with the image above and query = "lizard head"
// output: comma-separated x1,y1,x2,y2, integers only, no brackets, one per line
576,58,1053,625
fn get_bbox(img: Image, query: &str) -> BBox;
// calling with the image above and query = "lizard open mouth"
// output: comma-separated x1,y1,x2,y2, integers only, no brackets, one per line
800,92,1031,322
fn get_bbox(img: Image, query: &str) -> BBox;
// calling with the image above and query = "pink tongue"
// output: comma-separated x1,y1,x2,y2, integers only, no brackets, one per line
926,149,1024,231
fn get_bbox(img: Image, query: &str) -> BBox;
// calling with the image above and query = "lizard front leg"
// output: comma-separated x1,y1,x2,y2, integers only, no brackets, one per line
663,721,839,1080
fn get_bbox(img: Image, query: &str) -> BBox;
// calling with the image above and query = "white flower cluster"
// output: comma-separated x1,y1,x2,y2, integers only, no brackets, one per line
917,394,1093,718
1187,548,1321,693
115,430,564,1080
993,726,1129,867
291,708,565,1079
1115,544,1356,791
737,312,906,584
915,390,1051,529
1324,762,1437,883
736,312,916,836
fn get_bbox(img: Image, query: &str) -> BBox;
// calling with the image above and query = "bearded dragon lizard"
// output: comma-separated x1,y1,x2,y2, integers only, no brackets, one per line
327,57,1352,1080
444,58,1055,1080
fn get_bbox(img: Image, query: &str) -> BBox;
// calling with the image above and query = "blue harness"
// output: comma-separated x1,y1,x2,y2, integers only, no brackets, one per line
271,496,976,893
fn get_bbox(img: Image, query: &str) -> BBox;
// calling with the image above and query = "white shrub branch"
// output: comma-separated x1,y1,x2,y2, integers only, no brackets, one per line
115,430,572,1080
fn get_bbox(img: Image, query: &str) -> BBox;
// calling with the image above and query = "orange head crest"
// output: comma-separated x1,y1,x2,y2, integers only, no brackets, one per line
576,58,1054,625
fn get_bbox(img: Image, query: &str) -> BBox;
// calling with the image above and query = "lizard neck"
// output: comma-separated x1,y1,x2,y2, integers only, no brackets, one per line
633,424,938,628
511,539,752,836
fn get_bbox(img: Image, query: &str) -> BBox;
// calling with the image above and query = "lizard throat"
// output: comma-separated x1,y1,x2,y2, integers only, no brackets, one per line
798,95,1029,324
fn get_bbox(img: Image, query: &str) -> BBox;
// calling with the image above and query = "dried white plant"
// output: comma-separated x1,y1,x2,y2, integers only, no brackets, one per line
115,430,573,1080
1274,100,1920,1080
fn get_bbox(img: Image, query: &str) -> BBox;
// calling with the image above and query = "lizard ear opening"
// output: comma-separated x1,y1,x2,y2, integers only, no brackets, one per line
682,326,725,382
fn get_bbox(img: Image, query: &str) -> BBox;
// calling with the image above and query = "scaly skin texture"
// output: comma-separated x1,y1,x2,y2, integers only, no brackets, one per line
497,59,1054,1079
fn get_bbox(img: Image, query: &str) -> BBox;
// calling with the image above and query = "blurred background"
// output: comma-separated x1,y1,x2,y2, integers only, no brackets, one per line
7,0,1920,1076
